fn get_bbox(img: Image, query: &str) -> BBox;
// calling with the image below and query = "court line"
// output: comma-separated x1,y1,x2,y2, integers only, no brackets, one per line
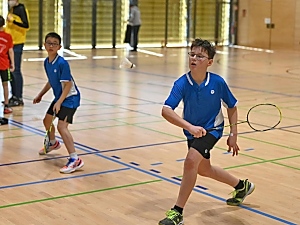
0,168,129,190
4,122,299,224
3,121,300,173
0,180,161,209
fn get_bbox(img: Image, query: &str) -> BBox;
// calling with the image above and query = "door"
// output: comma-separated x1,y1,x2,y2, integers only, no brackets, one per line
237,0,296,50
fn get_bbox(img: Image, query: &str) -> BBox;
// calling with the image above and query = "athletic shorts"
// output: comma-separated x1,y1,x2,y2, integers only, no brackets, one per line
0,69,12,82
187,133,219,159
47,101,77,124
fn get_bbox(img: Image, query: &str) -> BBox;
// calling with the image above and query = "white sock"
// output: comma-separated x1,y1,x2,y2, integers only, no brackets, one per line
70,152,78,160
50,139,56,145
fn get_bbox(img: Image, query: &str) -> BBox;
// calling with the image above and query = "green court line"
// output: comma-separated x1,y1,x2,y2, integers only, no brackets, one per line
223,154,300,170
0,179,160,209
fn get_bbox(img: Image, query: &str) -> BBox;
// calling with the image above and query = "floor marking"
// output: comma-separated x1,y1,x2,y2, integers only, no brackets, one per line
92,56,118,59
136,49,164,57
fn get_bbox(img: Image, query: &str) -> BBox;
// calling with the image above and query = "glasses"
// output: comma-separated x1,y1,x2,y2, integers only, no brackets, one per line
45,42,59,47
188,52,209,61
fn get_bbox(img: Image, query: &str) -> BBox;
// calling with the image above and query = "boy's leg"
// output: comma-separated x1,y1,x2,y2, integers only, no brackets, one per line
56,106,84,174
197,159,239,187
0,70,13,114
159,135,215,225
57,119,75,154
175,148,203,208
2,81,13,114
39,102,61,155
197,155,255,206
159,148,201,225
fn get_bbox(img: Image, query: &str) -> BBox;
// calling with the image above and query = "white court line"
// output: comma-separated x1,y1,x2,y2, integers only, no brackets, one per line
63,49,87,58
92,56,118,59
230,45,274,53
137,49,164,57
23,49,87,62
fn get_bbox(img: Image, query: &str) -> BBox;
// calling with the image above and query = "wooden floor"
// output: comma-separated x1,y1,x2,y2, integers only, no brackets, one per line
0,46,299,225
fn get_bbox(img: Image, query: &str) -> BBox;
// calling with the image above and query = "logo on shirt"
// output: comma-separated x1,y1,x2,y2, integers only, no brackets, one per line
54,69,57,73
211,90,215,94
204,149,208,154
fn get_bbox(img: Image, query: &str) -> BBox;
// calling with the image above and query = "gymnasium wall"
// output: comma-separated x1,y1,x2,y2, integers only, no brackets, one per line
237,0,299,50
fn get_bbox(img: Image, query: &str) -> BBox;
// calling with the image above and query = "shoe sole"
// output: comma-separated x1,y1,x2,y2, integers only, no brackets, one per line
227,182,255,206
158,220,184,225
60,161,84,174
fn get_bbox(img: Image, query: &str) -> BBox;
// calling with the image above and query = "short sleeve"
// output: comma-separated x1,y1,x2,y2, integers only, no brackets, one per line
59,61,72,81
221,79,237,108
164,82,183,110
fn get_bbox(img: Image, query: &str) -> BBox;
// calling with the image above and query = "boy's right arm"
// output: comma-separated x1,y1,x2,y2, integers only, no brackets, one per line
8,48,15,72
161,106,206,138
33,82,51,104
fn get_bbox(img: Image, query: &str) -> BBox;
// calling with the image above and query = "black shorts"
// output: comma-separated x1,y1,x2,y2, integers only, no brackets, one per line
187,133,219,159
0,69,12,82
47,101,77,124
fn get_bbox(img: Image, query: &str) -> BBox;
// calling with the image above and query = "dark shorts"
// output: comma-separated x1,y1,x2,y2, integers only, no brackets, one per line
187,133,219,159
47,101,77,124
0,69,12,82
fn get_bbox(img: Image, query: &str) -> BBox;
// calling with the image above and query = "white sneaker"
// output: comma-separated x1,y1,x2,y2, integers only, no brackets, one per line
60,157,84,174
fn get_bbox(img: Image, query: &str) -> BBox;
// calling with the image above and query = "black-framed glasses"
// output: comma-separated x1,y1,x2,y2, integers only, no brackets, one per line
188,52,209,61
45,42,59,47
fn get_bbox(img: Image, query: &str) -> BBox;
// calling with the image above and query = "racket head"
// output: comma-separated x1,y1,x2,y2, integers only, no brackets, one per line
43,131,50,153
246,103,282,131
43,113,56,154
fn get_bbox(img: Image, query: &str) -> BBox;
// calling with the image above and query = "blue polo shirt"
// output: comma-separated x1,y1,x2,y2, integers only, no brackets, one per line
44,55,80,108
164,71,237,139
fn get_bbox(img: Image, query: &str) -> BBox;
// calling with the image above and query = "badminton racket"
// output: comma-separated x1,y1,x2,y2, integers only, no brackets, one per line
207,103,282,132
43,113,56,154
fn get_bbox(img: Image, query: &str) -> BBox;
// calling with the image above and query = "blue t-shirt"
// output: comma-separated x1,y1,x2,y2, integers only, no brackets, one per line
164,71,237,139
44,55,80,108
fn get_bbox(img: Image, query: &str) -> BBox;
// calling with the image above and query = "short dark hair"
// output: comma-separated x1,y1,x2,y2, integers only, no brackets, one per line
191,38,216,59
45,32,61,44
0,15,5,27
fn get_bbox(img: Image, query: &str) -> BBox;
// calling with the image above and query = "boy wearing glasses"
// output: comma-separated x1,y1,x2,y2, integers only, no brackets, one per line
33,32,84,174
159,38,255,225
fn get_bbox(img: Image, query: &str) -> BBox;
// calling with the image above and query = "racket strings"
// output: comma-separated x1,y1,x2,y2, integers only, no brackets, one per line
247,104,282,131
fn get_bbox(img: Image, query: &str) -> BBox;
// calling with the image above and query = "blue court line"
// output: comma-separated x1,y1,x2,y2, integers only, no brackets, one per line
5,121,299,224
150,162,163,166
130,162,140,166
176,158,185,162
0,121,184,167
0,168,129,190
149,169,161,173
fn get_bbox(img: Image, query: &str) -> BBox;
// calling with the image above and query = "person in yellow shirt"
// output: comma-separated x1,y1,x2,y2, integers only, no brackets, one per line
5,0,29,107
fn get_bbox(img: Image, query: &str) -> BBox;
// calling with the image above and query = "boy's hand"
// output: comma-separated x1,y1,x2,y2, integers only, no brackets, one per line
226,134,240,156
53,101,62,114
188,125,206,138
10,64,15,72
33,96,42,104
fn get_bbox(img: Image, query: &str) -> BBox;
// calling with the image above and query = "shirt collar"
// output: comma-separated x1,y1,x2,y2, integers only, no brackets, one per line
186,71,210,86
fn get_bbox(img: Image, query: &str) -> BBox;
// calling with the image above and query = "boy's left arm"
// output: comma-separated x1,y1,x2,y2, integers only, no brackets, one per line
226,106,240,156
53,81,72,113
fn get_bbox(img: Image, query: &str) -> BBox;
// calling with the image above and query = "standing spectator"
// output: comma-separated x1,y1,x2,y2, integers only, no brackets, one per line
0,15,15,114
5,0,30,107
128,3,141,52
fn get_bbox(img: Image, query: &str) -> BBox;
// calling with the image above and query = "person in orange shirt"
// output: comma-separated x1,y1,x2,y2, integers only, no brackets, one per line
0,15,15,114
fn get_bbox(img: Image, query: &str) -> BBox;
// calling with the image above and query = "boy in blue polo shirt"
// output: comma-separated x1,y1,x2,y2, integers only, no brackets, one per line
159,38,255,225
33,32,84,174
